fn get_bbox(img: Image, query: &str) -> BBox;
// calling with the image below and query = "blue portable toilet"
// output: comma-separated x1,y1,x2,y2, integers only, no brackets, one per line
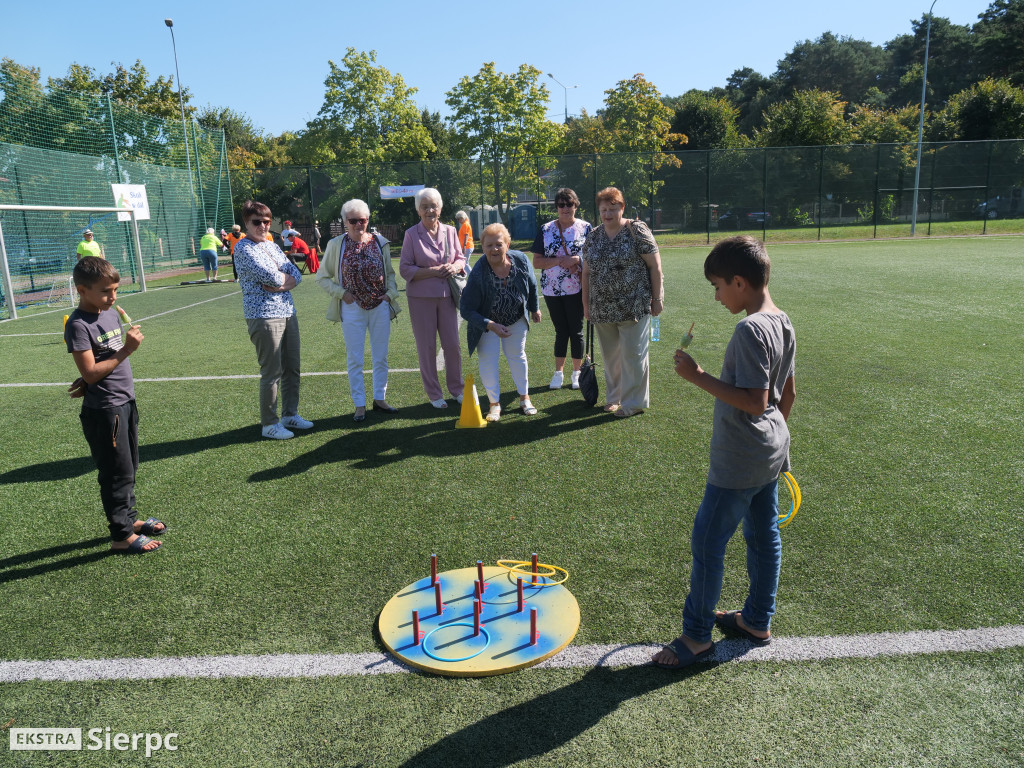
467,205,501,239
509,204,537,240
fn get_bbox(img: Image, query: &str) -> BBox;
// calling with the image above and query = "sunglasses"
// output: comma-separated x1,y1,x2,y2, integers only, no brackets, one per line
347,218,368,226
249,218,271,226
556,202,576,209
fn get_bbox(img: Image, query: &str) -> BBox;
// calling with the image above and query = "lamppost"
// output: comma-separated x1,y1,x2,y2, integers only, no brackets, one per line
164,18,196,230
546,73,579,124
910,0,937,236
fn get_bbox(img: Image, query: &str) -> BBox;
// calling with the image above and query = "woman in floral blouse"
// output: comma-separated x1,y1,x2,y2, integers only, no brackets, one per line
316,199,400,422
581,187,664,419
234,200,314,440
531,188,592,390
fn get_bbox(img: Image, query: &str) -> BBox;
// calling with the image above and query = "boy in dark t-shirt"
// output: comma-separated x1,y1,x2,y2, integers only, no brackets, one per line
64,257,166,555
654,236,796,668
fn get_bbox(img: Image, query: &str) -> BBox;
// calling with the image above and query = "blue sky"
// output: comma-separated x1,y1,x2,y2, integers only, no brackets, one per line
0,0,990,137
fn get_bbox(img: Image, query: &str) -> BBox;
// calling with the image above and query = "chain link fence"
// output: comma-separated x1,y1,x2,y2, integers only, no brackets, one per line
233,140,1024,249
0,85,231,316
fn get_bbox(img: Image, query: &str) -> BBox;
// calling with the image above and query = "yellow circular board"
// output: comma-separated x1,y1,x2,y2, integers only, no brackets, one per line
378,565,580,677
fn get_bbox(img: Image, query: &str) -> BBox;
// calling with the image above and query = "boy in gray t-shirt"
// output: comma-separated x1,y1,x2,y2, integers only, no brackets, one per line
654,236,796,669
65,257,166,555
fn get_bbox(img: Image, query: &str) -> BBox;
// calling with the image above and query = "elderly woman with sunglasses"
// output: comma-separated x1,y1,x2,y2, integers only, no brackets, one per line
399,187,466,408
317,199,400,422
234,199,314,440
531,187,592,390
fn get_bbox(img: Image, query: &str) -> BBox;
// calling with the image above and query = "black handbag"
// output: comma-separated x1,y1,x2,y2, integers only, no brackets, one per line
578,321,599,406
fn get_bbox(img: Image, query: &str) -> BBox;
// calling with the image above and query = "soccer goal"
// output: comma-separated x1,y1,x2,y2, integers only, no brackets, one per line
0,204,147,320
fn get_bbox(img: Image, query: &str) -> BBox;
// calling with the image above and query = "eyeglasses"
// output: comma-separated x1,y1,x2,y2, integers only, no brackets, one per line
556,202,575,209
347,218,368,226
250,218,271,226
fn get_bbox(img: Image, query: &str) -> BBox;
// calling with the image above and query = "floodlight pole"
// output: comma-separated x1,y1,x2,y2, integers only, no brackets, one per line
910,0,937,236
165,19,197,233
547,73,578,124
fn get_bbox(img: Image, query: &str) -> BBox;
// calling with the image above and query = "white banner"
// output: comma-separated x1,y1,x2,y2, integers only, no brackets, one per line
111,184,151,221
379,185,424,200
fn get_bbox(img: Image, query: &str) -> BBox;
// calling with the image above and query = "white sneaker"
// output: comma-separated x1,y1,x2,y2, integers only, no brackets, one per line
430,398,448,409
570,370,581,390
281,414,314,430
549,370,564,389
262,422,294,440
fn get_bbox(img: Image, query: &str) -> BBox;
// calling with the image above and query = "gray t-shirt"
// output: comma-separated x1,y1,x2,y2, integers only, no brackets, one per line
708,310,796,489
64,307,134,409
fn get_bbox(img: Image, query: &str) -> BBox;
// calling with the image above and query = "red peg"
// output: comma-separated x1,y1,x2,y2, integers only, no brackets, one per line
476,559,484,588
474,600,481,636
517,577,524,613
530,607,538,645
412,610,420,645
430,553,438,585
474,580,482,601
531,552,539,584
434,581,444,615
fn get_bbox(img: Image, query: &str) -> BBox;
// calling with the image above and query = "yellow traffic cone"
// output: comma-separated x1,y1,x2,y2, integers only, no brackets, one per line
63,315,69,327
456,374,486,428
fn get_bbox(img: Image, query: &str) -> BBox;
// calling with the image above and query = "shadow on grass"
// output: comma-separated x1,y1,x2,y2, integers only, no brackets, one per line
248,399,606,482
0,425,263,485
0,536,112,584
397,654,713,768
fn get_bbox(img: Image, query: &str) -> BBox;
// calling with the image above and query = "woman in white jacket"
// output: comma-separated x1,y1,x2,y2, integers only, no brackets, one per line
316,199,400,421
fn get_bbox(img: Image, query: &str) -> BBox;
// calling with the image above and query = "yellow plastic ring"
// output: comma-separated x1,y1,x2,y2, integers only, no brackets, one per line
497,559,555,577
778,471,802,529
497,559,570,586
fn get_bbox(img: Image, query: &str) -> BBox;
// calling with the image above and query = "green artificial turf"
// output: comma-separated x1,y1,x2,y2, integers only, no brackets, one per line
1,237,1022,766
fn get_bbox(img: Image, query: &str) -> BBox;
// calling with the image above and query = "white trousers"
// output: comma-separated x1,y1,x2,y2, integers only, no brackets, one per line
341,300,391,406
476,317,529,403
595,315,650,410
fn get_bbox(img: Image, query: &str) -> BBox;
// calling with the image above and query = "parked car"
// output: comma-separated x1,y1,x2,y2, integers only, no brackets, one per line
717,209,772,229
975,189,1022,219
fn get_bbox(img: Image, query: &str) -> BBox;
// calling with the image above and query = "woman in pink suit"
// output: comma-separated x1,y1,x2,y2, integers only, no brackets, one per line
400,187,466,408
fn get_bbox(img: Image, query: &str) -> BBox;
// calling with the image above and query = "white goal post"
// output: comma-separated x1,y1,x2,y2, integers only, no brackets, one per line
0,204,147,321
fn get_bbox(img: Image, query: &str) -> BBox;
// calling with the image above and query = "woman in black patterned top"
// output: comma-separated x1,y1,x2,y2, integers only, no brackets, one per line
460,223,542,422
581,187,664,419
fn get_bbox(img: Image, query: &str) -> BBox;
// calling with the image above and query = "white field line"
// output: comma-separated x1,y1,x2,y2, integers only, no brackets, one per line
0,291,240,337
0,370,423,388
1,626,1021,683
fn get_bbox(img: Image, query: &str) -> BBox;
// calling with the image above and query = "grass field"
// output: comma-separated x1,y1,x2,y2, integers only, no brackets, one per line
1,237,1023,767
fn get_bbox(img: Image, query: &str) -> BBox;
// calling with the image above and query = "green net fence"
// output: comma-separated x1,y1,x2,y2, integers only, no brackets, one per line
0,85,231,318
232,140,1024,251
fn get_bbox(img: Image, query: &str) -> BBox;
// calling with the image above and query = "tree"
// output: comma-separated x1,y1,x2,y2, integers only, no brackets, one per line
557,109,614,155
754,89,854,147
0,58,51,149
601,73,686,153
668,91,741,150
974,0,1024,87
931,78,1024,140
849,104,920,145
775,32,890,106
292,48,433,166
48,60,192,120
723,67,778,135
445,62,563,218
882,17,976,107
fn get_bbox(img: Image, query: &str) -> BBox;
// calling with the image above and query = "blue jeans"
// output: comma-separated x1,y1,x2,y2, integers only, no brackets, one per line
682,480,781,643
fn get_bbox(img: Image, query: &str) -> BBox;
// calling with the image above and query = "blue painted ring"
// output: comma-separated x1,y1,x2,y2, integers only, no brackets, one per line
421,622,491,663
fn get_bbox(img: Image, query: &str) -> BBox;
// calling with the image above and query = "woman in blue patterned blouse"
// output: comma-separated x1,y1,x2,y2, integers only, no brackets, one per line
234,200,314,440
531,187,592,391
460,223,541,422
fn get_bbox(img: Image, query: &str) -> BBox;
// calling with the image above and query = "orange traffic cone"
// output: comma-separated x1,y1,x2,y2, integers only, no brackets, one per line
456,374,486,428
